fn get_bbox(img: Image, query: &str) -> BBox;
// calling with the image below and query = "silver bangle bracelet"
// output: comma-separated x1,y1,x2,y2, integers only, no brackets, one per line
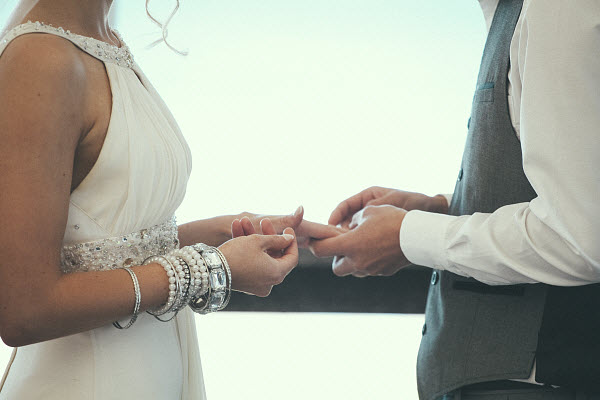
214,247,232,310
172,255,192,313
113,267,141,330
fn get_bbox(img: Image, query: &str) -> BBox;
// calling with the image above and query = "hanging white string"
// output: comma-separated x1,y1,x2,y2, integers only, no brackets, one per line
145,0,188,56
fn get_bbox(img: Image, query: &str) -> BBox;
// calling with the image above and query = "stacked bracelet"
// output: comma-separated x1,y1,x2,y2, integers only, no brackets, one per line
113,267,141,329
116,243,232,329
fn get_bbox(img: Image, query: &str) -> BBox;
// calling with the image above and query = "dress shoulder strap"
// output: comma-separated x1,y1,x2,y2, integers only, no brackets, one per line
0,21,134,69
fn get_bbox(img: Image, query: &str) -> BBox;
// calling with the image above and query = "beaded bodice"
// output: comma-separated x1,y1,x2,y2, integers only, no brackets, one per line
1,21,135,69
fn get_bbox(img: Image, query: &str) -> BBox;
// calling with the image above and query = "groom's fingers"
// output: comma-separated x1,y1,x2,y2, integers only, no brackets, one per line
328,192,368,226
332,255,356,277
329,187,382,225
309,233,352,258
297,220,346,240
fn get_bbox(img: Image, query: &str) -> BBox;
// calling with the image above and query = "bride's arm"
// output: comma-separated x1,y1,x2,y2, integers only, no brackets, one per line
0,37,297,347
0,36,174,347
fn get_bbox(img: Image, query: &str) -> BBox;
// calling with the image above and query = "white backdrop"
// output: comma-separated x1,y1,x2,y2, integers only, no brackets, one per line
1,1,486,398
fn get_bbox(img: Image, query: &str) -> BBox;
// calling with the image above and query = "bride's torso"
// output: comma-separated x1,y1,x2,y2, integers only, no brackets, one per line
0,22,203,400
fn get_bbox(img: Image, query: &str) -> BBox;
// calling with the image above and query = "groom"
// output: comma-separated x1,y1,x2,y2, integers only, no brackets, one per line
310,0,600,399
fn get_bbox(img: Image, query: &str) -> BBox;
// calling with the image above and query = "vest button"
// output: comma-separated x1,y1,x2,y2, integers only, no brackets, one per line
431,270,439,285
457,168,464,181
422,323,427,335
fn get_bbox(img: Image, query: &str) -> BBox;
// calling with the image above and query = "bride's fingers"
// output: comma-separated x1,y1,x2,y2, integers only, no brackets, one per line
277,227,299,272
231,219,244,238
240,216,256,236
259,231,295,251
260,218,277,235
269,206,304,234
260,218,280,257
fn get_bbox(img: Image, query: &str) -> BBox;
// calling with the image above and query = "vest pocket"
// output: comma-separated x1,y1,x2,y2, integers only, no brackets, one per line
473,81,495,103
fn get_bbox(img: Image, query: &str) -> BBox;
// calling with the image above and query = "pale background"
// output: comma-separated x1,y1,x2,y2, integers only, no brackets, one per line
1,1,485,398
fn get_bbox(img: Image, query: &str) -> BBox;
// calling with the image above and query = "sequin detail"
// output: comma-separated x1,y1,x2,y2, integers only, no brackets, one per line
1,21,135,69
60,217,179,273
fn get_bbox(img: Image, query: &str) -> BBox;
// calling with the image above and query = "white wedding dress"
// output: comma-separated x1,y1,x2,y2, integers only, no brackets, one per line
0,22,206,399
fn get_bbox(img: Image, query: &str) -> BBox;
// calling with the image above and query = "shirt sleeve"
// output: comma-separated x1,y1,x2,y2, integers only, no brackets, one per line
399,0,600,286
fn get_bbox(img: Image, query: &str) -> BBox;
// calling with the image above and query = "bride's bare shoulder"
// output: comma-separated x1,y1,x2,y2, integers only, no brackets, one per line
0,33,87,93
0,33,89,152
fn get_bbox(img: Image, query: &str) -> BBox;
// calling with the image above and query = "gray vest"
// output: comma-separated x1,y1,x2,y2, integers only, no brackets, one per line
416,1,600,399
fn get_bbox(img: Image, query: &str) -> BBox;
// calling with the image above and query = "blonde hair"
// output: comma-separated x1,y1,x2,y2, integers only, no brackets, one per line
145,0,187,55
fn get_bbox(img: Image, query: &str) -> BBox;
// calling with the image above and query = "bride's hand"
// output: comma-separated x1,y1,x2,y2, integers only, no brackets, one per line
218,228,298,297
234,207,345,247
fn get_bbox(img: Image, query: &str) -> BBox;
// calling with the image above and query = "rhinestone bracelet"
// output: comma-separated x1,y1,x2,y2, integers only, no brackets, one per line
215,247,232,310
188,245,231,314
113,267,141,329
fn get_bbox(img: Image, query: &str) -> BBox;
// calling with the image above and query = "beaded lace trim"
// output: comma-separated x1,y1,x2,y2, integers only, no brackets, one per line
60,217,179,274
1,21,135,69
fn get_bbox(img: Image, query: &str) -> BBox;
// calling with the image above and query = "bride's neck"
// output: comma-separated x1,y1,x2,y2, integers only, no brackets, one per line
24,0,115,43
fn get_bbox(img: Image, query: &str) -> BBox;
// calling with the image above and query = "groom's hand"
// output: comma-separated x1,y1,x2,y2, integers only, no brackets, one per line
311,205,410,277
329,186,448,229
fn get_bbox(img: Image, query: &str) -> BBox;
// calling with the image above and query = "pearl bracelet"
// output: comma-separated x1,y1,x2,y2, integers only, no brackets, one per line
113,267,141,329
177,246,210,298
144,255,181,321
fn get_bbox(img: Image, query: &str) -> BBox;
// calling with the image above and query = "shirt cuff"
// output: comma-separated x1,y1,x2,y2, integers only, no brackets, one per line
441,193,453,209
399,210,457,269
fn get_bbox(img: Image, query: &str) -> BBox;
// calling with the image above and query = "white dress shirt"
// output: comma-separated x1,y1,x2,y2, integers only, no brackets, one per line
400,0,600,287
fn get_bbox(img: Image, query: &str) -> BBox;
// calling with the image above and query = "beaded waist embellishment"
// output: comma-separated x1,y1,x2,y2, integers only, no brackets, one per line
60,217,179,274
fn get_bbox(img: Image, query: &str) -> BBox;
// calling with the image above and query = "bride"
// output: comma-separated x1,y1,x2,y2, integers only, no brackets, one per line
0,0,340,398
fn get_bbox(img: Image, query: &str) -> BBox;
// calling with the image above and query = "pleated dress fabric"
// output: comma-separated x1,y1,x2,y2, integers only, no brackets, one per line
0,22,206,400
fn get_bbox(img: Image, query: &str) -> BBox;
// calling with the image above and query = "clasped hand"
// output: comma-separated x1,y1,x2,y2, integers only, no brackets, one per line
221,206,343,297
222,188,447,295
310,186,448,277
